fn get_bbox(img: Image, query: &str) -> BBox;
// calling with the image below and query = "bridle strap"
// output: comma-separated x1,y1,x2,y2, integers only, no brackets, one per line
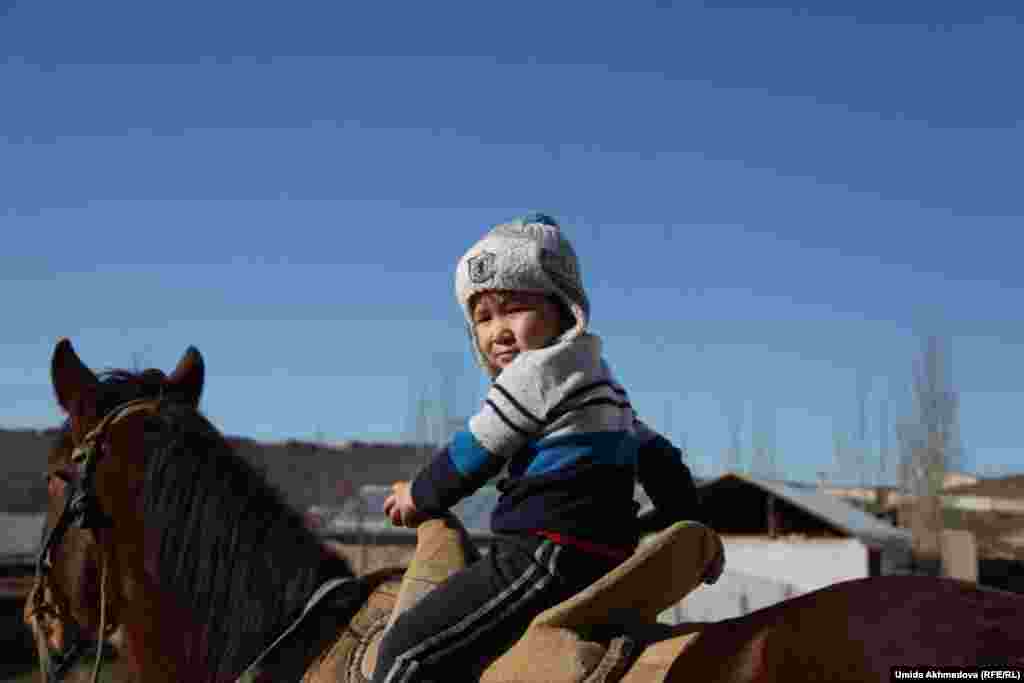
87,556,109,683
31,398,161,682
71,398,162,467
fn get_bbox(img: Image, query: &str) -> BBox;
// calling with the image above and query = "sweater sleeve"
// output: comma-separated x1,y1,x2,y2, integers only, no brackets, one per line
412,355,553,513
410,430,506,514
635,418,702,534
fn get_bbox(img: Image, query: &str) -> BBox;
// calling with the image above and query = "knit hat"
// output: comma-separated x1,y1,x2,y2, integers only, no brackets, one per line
455,213,590,374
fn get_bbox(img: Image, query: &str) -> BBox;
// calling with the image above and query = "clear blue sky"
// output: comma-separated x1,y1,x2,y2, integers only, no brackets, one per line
2,1,1022,485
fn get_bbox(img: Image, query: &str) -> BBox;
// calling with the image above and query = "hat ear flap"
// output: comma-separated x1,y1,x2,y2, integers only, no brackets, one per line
466,322,500,377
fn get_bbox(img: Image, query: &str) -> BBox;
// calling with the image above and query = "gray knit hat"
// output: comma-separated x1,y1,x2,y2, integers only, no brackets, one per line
455,213,590,374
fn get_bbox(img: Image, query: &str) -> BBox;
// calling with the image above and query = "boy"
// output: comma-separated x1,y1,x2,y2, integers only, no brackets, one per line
376,213,707,683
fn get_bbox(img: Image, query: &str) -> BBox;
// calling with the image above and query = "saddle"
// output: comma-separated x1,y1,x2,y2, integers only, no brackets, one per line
309,515,481,683
481,520,723,683
314,518,723,683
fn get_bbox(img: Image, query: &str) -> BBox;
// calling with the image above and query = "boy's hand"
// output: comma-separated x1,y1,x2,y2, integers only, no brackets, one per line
384,480,427,528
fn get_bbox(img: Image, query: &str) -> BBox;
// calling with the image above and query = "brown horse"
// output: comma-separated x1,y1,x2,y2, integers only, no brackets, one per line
28,340,369,683
28,339,1024,683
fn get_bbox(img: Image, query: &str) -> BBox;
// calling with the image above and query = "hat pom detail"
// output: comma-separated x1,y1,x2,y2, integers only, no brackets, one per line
521,212,560,228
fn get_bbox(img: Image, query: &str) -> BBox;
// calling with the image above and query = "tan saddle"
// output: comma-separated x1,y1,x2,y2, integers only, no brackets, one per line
313,517,723,683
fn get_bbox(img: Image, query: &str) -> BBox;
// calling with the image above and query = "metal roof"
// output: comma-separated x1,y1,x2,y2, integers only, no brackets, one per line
704,473,911,546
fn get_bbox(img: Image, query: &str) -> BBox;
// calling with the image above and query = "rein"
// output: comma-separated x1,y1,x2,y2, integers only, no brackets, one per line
234,575,361,682
28,398,159,683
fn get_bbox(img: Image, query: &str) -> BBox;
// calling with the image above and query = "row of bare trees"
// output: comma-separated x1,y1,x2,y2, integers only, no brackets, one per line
822,336,964,500
404,335,983,506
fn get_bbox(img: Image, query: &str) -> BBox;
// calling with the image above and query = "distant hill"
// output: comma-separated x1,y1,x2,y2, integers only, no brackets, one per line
0,427,436,513
0,428,63,512
228,436,434,510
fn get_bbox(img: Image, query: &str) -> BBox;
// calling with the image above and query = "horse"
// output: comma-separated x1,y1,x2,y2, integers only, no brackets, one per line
27,338,1024,683
26,340,373,683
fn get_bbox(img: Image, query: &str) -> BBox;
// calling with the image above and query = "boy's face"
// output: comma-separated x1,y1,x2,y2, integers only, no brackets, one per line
472,291,565,373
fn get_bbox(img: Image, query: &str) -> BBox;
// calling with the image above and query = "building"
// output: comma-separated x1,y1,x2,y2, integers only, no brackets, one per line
884,474,1024,593
661,472,912,623
941,474,1024,515
0,512,42,572
1,512,45,679
819,471,980,511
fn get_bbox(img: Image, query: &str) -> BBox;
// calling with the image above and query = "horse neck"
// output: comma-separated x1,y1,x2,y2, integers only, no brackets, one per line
113,515,341,683
117,575,214,683
130,408,355,682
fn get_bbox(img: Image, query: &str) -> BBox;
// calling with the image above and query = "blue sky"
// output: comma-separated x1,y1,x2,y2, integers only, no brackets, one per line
2,1,1022,484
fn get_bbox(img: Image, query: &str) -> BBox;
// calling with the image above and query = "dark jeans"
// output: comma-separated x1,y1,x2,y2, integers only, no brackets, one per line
370,534,621,683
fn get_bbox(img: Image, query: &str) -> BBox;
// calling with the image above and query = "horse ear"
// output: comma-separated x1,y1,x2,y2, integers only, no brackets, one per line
166,346,204,407
51,338,99,417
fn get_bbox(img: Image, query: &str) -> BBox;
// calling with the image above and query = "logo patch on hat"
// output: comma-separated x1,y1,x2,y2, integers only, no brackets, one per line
467,251,497,284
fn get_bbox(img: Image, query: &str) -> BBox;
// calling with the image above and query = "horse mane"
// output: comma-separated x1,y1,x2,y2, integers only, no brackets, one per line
82,369,359,680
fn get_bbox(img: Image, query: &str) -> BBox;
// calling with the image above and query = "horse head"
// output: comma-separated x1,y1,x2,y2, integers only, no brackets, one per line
33,338,359,683
27,338,204,681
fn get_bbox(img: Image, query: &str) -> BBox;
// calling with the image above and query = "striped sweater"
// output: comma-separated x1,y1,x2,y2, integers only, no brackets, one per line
411,333,700,550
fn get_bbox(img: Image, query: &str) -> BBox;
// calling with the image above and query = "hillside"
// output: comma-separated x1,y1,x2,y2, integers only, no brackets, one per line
0,428,62,512
0,427,435,513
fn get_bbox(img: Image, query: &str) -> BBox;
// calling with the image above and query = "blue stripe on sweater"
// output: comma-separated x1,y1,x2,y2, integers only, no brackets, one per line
448,429,500,477
525,431,638,476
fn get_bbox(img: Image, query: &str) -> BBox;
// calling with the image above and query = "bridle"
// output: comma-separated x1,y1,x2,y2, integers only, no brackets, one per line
27,398,159,683
27,395,361,683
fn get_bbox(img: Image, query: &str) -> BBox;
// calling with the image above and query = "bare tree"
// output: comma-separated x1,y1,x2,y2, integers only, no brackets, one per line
435,351,462,442
406,381,435,465
896,335,962,561
724,397,745,474
878,393,890,487
832,425,848,483
856,370,870,486
408,352,468,464
834,371,871,487
751,403,777,480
